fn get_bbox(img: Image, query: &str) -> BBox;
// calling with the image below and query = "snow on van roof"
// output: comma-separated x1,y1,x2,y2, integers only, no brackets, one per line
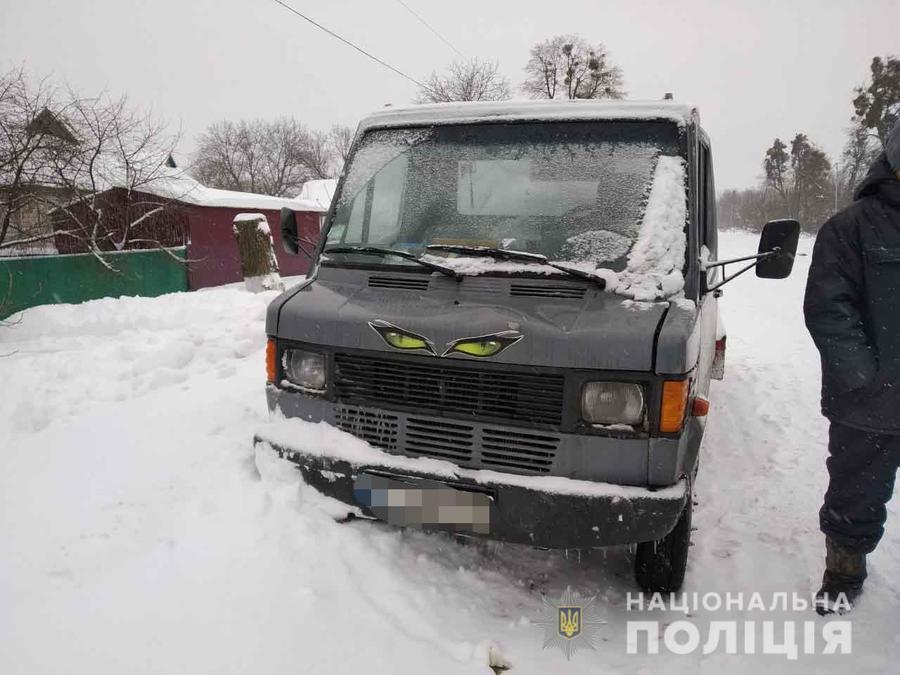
358,99,698,132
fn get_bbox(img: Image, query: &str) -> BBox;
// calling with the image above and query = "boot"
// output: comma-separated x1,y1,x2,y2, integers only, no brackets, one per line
815,537,866,616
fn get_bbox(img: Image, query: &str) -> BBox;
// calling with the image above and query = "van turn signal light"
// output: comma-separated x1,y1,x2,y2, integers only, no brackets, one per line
691,396,710,417
266,338,277,383
660,380,690,433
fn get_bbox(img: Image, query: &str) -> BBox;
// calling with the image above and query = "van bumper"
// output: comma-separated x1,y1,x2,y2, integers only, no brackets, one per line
254,430,689,549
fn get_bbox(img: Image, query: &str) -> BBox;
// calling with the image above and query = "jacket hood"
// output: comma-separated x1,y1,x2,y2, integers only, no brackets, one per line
854,152,900,207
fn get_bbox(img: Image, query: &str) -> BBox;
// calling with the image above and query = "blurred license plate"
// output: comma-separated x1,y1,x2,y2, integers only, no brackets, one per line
352,472,491,534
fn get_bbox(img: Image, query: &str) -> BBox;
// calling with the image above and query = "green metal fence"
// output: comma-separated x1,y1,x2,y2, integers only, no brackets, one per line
0,247,188,319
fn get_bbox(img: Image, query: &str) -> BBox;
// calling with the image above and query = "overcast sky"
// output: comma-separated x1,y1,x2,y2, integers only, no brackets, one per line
2,0,897,190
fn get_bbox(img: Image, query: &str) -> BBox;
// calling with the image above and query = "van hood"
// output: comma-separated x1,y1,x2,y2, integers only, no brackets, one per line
270,268,673,371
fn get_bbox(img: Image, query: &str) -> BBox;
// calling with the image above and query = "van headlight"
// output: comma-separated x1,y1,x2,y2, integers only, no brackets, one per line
581,382,645,426
282,349,326,392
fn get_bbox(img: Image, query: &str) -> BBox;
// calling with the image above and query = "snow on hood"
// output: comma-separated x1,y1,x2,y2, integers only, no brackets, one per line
615,155,688,301
416,255,601,277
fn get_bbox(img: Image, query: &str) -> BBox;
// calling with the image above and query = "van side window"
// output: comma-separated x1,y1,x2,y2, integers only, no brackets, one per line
699,142,718,287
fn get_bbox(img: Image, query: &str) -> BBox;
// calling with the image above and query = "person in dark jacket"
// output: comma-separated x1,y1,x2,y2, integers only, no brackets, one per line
804,118,900,615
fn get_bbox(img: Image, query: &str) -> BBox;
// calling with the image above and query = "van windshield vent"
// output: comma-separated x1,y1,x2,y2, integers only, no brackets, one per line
460,278,505,294
509,284,586,299
368,275,430,291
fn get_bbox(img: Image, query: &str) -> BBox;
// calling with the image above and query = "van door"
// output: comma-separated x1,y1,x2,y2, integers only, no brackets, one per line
694,138,719,399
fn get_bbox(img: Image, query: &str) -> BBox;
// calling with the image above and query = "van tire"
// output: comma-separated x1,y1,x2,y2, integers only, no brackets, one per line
634,495,692,593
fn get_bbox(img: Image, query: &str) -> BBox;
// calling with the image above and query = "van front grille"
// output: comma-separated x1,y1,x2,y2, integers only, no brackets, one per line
405,417,475,462
481,428,558,473
335,406,399,450
333,352,565,427
332,406,559,475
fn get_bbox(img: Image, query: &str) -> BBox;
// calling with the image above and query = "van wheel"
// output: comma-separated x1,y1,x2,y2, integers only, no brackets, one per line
634,496,692,593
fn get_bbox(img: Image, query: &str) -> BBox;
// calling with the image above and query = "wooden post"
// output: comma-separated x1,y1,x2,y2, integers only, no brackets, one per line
232,213,284,292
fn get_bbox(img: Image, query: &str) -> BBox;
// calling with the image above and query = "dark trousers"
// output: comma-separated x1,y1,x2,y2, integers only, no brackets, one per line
820,422,900,554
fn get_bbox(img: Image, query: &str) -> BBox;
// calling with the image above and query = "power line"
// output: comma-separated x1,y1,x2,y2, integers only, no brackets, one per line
394,0,466,60
271,0,428,90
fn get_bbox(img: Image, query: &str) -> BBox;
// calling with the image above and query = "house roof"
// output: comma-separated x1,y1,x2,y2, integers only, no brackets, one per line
111,168,324,212
27,108,79,144
295,179,337,211
16,109,327,213
50,166,325,214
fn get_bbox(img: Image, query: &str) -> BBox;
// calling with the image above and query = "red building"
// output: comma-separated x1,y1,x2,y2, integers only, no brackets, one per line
54,175,327,290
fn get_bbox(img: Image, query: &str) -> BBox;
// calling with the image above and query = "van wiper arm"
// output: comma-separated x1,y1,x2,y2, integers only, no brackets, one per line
426,244,545,263
323,245,462,280
425,245,607,289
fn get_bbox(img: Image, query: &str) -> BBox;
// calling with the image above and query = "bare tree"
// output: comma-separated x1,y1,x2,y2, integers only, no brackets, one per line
416,59,511,103
0,68,71,252
191,120,253,192
523,35,624,100
329,124,354,170
717,187,781,232
258,118,318,195
302,130,334,180
193,118,335,196
43,91,183,258
835,124,877,206
0,68,184,264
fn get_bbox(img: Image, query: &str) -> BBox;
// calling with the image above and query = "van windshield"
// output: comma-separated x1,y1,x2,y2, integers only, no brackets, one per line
325,121,683,273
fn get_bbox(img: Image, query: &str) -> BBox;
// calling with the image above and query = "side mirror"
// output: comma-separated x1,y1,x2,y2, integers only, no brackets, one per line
704,218,801,292
756,219,800,279
280,207,299,255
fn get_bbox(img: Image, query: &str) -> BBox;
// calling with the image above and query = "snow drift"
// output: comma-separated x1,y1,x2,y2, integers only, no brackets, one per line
0,233,896,674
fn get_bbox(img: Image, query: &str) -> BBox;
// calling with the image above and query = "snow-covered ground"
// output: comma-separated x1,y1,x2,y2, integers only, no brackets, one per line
1,231,896,673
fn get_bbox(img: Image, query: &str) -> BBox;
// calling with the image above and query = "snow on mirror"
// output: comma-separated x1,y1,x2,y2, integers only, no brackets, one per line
327,122,685,283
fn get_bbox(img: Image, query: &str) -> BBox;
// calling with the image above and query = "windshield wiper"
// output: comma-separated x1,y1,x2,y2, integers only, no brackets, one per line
427,244,546,264
323,245,462,280
425,245,608,289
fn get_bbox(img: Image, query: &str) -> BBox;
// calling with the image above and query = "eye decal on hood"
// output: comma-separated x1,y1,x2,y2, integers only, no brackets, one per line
442,331,524,358
368,320,436,355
